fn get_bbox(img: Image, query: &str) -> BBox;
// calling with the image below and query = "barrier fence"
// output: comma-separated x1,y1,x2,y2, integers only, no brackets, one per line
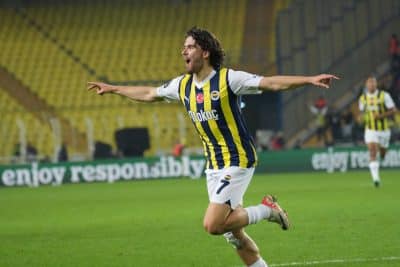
1,146,400,187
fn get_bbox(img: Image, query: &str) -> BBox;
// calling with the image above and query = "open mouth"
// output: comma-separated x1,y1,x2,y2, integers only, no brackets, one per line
185,59,191,64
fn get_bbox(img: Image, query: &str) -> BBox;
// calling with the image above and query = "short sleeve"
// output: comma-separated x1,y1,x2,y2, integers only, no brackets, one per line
384,92,395,109
156,75,183,101
228,69,263,95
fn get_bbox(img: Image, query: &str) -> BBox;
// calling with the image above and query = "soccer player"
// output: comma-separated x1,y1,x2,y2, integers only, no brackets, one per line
88,27,338,267
359,76,397,187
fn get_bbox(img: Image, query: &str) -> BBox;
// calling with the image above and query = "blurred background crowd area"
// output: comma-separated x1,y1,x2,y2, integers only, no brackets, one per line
0,0,399,164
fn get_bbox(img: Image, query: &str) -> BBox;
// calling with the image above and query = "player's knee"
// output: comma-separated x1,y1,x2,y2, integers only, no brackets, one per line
203,222,224,235
369,147,377,159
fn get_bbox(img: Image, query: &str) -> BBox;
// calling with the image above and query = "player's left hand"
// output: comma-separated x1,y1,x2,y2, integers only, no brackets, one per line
310,74,340,88
87,82,115,95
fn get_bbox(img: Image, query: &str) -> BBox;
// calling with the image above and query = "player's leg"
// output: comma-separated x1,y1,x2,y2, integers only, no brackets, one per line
367,142,378,161
367,142,380,186
203,167,253,235
203,202,235,234
379,146,387,160
226,227,265,266
203,167,288,234
203,169,234,234
203,167,288,266
375,130,391,186
217,209,270,266
365,129,381,187
223,201,287,267
203,203,269,266
378,130,391,160
203,201,287,234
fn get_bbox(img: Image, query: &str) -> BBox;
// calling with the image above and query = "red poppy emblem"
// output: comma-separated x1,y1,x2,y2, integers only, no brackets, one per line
196,93,204,103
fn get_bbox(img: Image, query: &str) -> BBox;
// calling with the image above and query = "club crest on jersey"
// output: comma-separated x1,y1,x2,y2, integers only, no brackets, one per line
224,174,232,180
210,91,220,101
196,93,204,103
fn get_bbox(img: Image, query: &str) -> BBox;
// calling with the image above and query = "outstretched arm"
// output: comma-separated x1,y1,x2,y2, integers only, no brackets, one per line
259,74,339,91
87,82,162,102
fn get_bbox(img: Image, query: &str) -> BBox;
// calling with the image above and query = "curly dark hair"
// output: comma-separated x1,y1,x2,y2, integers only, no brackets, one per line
186,27,225,70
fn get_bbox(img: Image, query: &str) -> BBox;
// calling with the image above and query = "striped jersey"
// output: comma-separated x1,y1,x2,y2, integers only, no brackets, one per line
157,68,262,170
358,89,395,131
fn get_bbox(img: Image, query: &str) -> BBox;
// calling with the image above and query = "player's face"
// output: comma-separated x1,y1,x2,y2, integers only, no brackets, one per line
181,36,207,74
366,77,377,93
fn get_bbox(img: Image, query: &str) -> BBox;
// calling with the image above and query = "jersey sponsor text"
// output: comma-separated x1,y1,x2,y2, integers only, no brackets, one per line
188,110,219,122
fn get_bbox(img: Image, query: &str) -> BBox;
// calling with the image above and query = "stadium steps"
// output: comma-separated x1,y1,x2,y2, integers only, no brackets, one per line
240,0,276,72
0,66,88,153
21,0,247,82
0,1,246,157
14,7,99,80
240,0,272,69
296,61,391,148
277,0,400,144
0,86,54,163
239,0,289,75
268,0,291,66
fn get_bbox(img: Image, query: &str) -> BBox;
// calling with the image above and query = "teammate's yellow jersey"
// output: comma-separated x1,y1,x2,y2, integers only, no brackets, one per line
359,90,389,131
178,68,257,170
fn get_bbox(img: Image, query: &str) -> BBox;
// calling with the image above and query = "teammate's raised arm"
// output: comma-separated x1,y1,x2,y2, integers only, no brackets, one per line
87,82,162,102
258,74,340,91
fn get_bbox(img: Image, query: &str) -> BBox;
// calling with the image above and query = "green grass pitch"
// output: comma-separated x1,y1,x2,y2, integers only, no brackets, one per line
0,170,399,267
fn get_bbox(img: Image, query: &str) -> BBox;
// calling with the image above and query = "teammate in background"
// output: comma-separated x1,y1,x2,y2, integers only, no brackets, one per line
359,76,397,187
88,27,338,267
309,96,328,146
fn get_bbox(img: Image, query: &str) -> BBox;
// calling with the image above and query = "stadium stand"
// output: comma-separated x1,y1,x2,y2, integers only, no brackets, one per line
276,0,400,147
0,0,248,160
239,0,290,74
303,72,400,148
0,87,54,163
20,0,246,82
4,0,397,162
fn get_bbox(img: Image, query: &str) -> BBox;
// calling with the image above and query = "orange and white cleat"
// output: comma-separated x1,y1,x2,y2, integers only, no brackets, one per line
261,195,290,230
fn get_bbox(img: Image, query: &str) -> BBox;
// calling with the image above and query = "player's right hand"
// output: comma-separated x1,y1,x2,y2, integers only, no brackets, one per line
87,82,115,95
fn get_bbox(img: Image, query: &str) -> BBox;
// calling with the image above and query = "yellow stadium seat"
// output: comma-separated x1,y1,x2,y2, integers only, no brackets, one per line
0,1,246,158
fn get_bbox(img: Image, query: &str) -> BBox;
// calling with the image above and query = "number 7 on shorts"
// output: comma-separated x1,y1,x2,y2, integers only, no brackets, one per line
216,179,230,194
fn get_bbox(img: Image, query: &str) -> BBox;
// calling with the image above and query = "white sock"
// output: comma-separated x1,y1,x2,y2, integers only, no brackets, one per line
245,204,271,225
369,161,380,182
249,257,268,267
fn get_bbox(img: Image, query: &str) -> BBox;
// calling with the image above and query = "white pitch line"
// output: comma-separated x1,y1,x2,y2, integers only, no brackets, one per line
269,256,400,266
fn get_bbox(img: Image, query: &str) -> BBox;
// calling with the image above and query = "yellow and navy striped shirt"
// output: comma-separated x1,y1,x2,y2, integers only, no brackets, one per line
158,68,260,170
359,90,394,131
